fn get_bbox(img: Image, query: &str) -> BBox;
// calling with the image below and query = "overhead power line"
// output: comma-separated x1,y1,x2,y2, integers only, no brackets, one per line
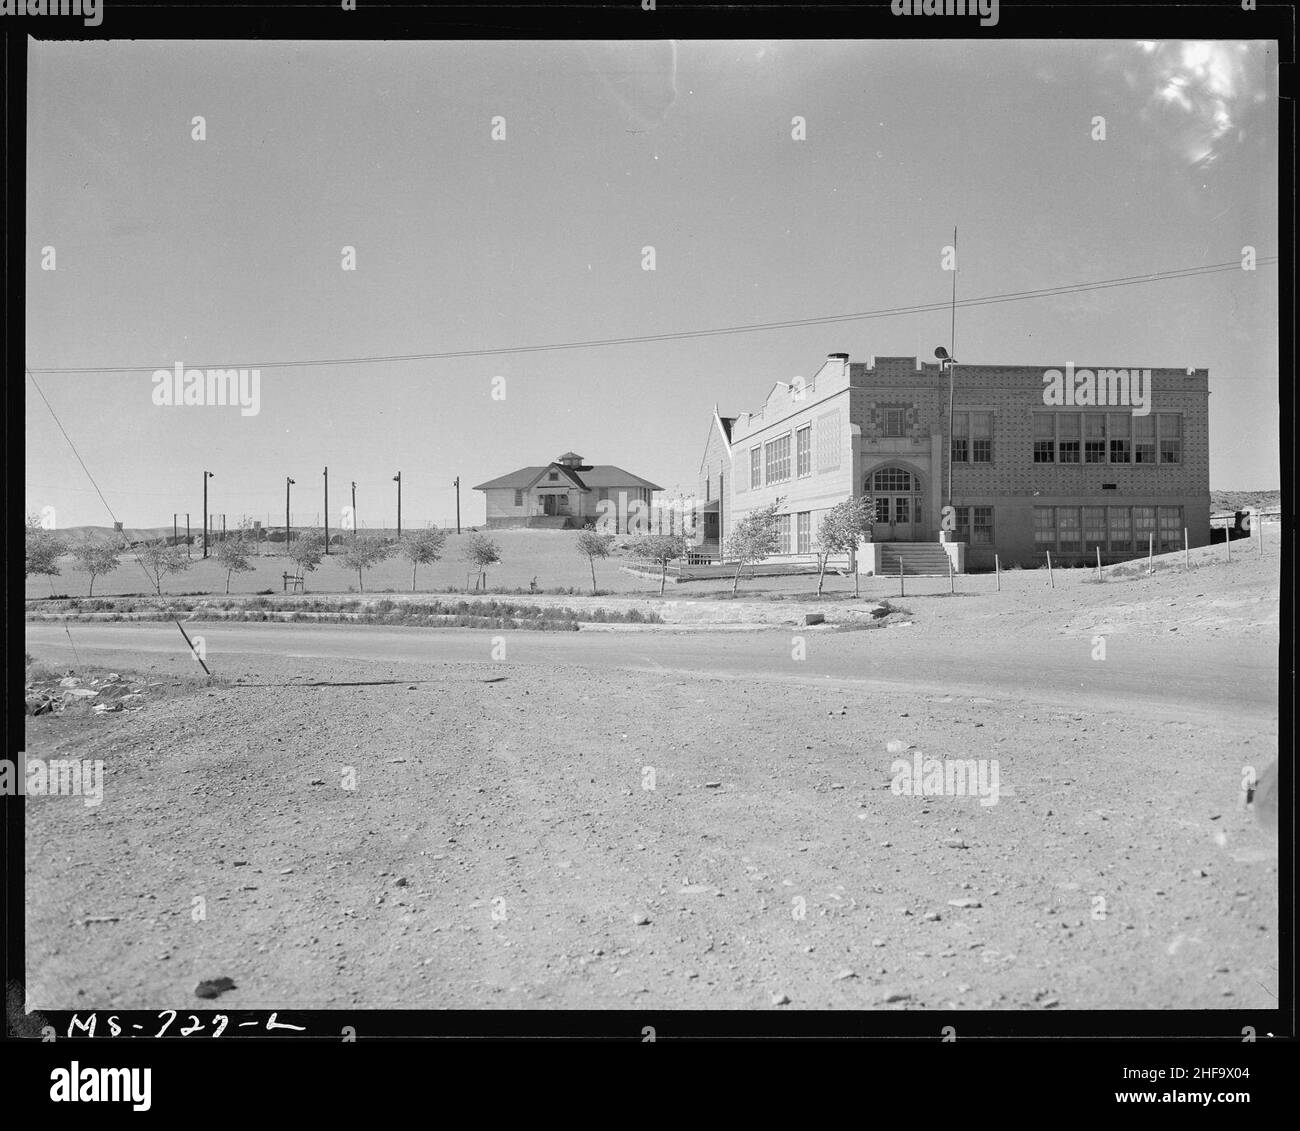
26,256,1275,375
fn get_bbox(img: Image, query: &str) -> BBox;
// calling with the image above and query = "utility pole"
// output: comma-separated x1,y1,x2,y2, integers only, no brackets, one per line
393,471,402,540
351,481,357,541
454,476,461,534
173,513,178,547
323,467,330,555
185,513,191,557
202,470,214,557
286,477,295,550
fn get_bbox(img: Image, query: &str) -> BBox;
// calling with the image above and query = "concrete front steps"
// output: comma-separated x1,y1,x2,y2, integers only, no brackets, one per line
877,542,953,576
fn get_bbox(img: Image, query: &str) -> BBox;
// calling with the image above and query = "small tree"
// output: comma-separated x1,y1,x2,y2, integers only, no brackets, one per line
137,541,192,596
462,532,501,591
724,500,783,595
401,527,448,591
632,533,687,595
336,535,392,592
817,496,875,598
215,536,255,595
71,539,120,597
575,527,615,595
26,515,68,593
288,533,326,592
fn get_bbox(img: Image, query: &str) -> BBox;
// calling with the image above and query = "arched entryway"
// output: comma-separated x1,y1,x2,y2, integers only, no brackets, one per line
866,465,924,541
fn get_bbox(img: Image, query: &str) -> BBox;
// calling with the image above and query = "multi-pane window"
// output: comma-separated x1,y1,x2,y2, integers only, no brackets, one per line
1158,415,1181,463
952,412,993,463
797,512,811,554
1108,414,1131,463
954,506,971,542
1084,415,1107,462
750,447,762,490
894,496,911,524
1108,507,1132,552
1057,414,1081,463
1134,415,1156,464
765,435,791,484
875,497,891,525
872,467,913,492
774,513,791,553
1033,414,1055,462
1133,505,1157,550
1057,506,1082,551
1034,413,1179,465
1083,506,1107,552
1034,507,1056,547
951,412,968,463
972,413,993,462
952,505,992,544
1158,507,1184,551
796,425,812,478
514,489,524,507
883,407,906,438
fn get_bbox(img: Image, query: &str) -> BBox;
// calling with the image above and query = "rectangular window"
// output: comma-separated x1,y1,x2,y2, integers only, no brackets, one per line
883,407,906,438
1158,506,1183,551
1108,506,1132,552
1133,505,1157,550
750,447,762,490
1034,507,1056,548
1084,415,1107,463
796,425,812,478
1158,414,1182,464
972,412,993,463
875,497,891,525
1108,413,1131,464
1057,413,1080,464
514,489,523,507
797,512,811,554
1134,415,1156,464
765,434,791,484
951,412,969,463
954,506,971,542
1083,506,1107,552
1033,414,1055,463
972,506,994,545
1057,506,1082,552
774,513,791,553
894,496,910,524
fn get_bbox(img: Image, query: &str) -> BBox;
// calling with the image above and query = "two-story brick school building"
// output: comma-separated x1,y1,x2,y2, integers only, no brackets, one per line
697,352,1210,570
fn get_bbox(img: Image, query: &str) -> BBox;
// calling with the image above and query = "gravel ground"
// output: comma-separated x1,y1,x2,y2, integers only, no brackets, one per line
23,549,1279,1011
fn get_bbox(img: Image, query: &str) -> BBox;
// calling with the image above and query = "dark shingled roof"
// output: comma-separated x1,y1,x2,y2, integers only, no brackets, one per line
474,463,663,492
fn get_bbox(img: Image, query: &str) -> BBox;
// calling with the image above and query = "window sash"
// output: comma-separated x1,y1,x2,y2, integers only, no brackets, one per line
796,426,812,477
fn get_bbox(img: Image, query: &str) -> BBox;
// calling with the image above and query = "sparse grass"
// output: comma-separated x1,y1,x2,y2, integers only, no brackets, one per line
28,593,663,630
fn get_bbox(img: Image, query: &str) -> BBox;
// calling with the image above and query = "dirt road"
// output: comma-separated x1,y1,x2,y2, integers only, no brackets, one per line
24,596,1278,1011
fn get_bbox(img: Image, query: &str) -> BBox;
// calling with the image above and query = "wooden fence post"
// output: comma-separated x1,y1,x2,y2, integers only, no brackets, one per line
1046,551,1054,588
995,554,1000,592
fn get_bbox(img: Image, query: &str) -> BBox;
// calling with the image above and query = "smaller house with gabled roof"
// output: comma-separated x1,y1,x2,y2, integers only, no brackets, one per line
473,452,663,530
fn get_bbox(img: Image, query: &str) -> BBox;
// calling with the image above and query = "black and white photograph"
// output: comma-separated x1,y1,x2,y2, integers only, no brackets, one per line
7,0,1291,1100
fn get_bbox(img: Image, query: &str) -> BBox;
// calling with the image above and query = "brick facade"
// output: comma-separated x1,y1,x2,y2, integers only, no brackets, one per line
705,353,1211,569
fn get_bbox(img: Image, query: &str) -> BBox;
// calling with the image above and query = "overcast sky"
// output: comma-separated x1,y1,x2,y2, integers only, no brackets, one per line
26,39,1279,529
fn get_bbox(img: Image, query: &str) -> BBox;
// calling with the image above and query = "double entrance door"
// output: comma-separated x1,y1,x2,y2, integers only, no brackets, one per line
869,467,921,541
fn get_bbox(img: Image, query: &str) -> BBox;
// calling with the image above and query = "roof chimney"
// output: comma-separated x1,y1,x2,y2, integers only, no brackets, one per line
828,352,849,362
